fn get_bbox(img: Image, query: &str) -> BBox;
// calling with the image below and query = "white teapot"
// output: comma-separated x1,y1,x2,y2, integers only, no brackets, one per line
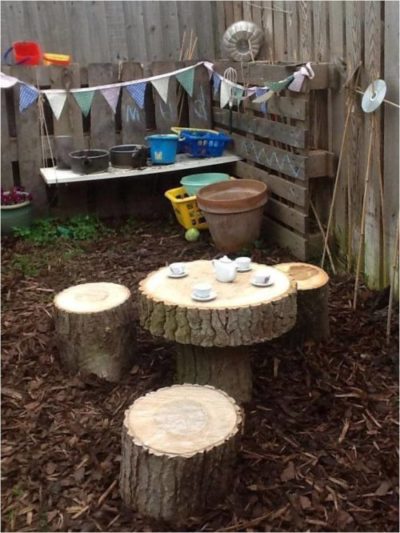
212,255,237,283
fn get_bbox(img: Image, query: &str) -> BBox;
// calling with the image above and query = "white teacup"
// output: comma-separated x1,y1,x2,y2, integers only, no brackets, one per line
169,262,185,275
254,270,271,284
235,256,251,271
193,282,212,298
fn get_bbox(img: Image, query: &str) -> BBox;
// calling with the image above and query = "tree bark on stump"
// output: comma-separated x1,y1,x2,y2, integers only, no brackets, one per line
175,345,252,403
138,261,297,347
275,262,329,344
120,384,243,526
54,282,135,381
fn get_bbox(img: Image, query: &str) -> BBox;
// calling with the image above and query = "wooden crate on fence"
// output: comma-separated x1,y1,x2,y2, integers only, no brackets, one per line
212,61,335,261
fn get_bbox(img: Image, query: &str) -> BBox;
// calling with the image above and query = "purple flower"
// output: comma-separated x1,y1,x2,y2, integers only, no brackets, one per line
1,186,32,206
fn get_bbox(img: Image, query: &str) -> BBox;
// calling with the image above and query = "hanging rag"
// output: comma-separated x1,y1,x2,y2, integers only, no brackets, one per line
288,62,315,92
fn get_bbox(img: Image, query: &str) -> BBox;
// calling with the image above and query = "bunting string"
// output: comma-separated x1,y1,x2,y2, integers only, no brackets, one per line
1,61,315,116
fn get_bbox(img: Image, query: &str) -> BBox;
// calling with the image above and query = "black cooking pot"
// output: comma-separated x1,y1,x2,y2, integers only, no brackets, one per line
69,149,109,174
110,144,149,169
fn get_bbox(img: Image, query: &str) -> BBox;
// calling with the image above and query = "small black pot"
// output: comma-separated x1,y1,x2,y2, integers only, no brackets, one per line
110,144,149,169
69,149,109,174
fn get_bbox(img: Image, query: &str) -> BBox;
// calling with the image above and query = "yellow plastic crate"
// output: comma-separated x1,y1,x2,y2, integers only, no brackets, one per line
164,186,208,230
171,127,216,136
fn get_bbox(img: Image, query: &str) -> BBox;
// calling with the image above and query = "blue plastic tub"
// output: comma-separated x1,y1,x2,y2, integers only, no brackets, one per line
146,134,179,165
177,130,232,158
180,173,230,196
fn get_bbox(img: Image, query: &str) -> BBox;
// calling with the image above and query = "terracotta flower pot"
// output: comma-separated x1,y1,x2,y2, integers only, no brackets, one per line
196,179,268,252
1,198,33,236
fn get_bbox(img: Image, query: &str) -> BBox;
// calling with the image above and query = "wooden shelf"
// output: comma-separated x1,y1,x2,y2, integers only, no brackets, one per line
40,153,241,185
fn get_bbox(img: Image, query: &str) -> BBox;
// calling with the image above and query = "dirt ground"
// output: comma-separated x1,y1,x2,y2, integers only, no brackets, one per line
1,220,399,532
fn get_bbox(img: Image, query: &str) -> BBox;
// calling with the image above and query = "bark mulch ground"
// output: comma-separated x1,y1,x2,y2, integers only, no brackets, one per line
1,220,399,532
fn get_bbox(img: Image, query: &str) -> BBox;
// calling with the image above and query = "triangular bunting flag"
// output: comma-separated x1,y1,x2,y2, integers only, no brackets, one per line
0,72,19,88
45,91,67,120
266,75,294,92
253,87,270,104
19,84,39,112
176,68,195,97
212,72,221,95
220,79,231,109
73,90,95,117
151,77,170,104
203,61,214,79
232,87,244,103
101,86,120,114
126,82,147,109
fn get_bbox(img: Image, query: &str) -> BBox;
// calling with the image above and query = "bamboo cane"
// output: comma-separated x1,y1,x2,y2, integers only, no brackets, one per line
353,117,375,310
321,96,353,268
386,215,399,343
373,111,387,285
310,199,337,275
346,132,353,270
322,68,361,269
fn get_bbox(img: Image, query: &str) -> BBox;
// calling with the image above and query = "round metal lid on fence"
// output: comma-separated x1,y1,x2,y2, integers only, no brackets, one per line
221,21,264,62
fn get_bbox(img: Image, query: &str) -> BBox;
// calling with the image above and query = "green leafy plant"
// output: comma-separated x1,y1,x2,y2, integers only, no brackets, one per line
13,215,111,244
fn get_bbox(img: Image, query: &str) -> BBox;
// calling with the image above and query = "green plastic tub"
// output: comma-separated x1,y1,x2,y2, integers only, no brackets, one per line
180,173,230,196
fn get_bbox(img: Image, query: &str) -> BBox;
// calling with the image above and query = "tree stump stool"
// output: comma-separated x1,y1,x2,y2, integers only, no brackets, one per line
120,384,243,525
275,262,330,344
54,282,136,381
138,260,297,402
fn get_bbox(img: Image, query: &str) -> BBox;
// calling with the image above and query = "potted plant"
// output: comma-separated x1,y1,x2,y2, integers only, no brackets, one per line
1,186,33,236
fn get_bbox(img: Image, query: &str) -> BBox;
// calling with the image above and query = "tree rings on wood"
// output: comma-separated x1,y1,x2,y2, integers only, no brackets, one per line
120,384,243,524
275,262,330,343
54,282,136,381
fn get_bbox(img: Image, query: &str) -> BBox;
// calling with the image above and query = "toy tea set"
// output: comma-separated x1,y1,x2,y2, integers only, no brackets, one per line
167,256,274,302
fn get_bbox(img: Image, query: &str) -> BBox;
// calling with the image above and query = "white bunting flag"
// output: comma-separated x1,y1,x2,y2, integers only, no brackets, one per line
220,79,231,109
101,86,120,113
151,77,170,104
45,91,67,120
0,72,19,88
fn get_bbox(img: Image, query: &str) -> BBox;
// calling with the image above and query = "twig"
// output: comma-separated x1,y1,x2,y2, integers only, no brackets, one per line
386,215,399,344
353,117,375,310
97,479,117,507
310,199,336,274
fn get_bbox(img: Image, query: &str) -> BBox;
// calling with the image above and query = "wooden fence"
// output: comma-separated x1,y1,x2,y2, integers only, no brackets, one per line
1,1,399,287
215,1,399,290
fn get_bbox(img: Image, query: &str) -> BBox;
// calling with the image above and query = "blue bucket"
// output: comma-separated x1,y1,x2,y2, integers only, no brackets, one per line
146,134,179,165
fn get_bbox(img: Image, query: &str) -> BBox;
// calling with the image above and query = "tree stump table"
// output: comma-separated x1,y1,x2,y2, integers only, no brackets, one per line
275,262,330,344
120,384,243,525
54,282,136,381
138,260,297,402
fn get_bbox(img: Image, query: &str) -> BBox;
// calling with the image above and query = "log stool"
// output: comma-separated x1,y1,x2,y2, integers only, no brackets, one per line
120,384,243,525
275,262,329,344
54,282,136,381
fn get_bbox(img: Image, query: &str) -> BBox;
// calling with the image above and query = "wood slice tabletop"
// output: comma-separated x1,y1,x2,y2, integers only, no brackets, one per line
138,260,297,347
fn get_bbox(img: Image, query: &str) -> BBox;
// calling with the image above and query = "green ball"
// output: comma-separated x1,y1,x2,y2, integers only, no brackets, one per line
185,228,200,242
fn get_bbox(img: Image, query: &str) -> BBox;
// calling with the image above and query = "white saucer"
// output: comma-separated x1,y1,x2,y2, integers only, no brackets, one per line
251,278,274,287
167,272,188,279
191,291,217,302
236,266,252,272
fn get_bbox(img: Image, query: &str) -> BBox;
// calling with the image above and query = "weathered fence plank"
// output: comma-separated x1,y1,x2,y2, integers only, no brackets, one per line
383,0,399,288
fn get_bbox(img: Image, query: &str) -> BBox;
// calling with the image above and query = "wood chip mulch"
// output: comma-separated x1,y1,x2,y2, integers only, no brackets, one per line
1,221,398,532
